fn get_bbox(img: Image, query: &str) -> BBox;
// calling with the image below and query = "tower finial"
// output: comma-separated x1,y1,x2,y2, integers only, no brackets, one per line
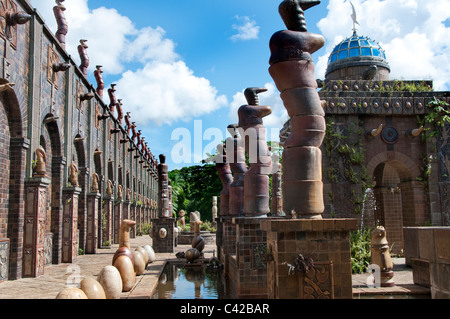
350,1,359,35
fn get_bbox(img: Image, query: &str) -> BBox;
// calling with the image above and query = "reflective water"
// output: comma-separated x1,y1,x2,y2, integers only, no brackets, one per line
151,263,227,299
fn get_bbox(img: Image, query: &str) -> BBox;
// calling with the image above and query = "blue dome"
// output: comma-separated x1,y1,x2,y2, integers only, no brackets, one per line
326,32,389,76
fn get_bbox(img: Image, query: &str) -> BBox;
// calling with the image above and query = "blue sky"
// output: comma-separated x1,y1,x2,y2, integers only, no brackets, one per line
30,0,450,170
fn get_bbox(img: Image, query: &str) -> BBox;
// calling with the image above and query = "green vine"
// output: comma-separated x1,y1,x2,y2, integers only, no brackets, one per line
324,116,373,216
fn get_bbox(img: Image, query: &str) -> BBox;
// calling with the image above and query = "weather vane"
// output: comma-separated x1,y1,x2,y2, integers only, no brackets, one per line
350,1,360,34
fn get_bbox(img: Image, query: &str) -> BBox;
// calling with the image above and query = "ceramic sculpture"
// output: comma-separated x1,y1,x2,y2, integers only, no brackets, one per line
97,265,122,299
79,277,106,299
268,0,325,219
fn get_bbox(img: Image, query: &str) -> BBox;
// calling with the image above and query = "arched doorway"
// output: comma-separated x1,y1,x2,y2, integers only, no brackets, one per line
367,152,428,254
0,80,27,280
42,114,64,265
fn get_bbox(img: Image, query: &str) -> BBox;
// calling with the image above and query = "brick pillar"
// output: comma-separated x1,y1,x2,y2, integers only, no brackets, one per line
86,192,100,254
130,203,136,238
114,199,123,244
7,137,29,280
136,204,142,235
151,217,175,253
230,217,268,299
217,216,237,274
23,177,50,278
123,200,130,220
260,218,358,299
62,187,81,263
77,168,89,253
102,196,114,246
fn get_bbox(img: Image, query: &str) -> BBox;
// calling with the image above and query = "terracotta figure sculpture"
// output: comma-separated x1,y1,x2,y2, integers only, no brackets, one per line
68,162,79,187
5,10,32,40
113,219,137,292
107,84,117,114
268,0,325,219
225,124,247,216
106,180,113,197
131,122,137,143
214,143,233,216
94,65,104,97
370,226,395,287
124,112,132,135
157,154,170,217
53,0,68,49
117,185,123,200
271,150,283,216
91,173,99,193
238,87,272,217
78,39,89,76
190,211,205,252
118,219,136,249
34,146,47,177
212,196,218,221
178,210,186,228
116,99,124,125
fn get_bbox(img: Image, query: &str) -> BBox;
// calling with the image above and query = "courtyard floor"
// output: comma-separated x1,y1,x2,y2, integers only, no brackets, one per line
0,235,430,299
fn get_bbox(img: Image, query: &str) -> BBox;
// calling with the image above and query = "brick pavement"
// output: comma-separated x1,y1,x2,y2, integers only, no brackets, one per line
0,235,430,299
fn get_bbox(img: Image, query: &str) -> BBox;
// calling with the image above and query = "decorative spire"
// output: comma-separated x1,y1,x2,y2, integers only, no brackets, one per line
350,1,360,35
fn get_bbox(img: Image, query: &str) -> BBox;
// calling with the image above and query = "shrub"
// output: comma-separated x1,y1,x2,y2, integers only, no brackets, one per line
350,227,373,274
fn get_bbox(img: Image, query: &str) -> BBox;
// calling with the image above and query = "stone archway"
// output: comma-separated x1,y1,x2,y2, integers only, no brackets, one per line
0,80,28,280
42,114,64,265
367,151,428,254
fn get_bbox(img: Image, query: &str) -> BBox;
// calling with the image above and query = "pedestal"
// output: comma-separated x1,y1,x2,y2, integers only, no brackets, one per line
62,187,81,263
136,205,142,235
86,192,100,254
102,197,114,246
23,177,50,278
151,218,175,253
228,217,268,299
130,203,136,238
216,216,237,274
260,218,358,299
114,199,123,244
123,200,131,220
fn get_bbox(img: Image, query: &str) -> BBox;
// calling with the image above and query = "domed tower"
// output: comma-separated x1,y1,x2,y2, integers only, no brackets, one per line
325,31,390,81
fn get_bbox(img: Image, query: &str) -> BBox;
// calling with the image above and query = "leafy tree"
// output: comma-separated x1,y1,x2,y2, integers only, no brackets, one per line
168,164,222,222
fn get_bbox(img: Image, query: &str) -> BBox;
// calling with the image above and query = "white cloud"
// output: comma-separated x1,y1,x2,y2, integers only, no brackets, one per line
315,0,450,90
30,0,228,127
115,61,228,126
230,15,260,41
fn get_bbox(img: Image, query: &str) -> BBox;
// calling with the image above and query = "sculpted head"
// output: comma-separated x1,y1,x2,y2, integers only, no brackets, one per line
278,0,320,32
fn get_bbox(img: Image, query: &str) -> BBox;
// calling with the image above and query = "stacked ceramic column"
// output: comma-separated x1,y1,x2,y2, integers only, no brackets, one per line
268,0,326,219
225,124,247,217
237,88,272,217
151,154,175,253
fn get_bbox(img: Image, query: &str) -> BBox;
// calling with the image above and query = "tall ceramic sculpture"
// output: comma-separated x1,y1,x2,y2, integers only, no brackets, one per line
214,143,233,216
94,65,104,97
68,162,79,187
370,226,395,287
271,151,283,216
53,0,68,49
238,87,272,217
78,39,89,76
34,146,47,177
268,0,325,219
108,84,118,114
157,154,170,217
226,124,247,216
113,219,136,292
